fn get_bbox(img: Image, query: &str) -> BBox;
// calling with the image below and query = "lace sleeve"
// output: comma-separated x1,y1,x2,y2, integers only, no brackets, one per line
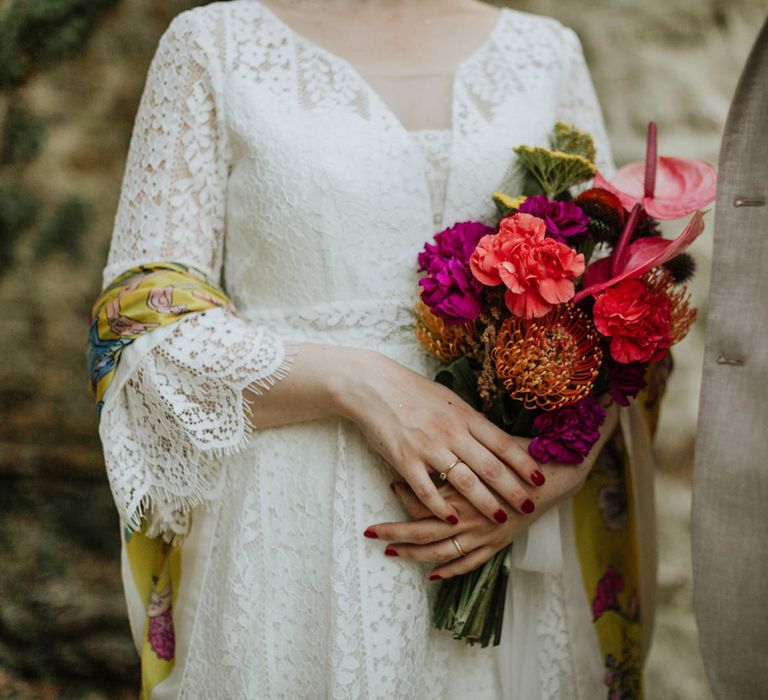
556,26,616,179
99,8,293,539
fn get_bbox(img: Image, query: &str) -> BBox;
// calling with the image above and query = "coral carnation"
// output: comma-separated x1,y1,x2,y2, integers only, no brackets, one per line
470,213,585,319
518,194,591,243
592,277,673,364
417,221,493,325
528,394,607,464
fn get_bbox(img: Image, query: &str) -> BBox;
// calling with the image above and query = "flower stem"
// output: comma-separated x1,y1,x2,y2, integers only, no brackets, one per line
644,121,657,198
611,203,643,277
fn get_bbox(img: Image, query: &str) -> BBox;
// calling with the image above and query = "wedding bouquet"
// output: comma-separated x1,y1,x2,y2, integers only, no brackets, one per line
414,121,716,646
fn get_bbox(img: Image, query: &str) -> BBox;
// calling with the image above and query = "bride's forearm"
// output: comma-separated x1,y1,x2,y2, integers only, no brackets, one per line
243,342,373,429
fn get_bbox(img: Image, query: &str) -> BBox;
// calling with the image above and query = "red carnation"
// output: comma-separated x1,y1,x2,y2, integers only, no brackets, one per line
592,277,672,364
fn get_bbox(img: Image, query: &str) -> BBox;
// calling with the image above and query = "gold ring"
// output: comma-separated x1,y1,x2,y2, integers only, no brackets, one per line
439,457,462,481
451,536,467,558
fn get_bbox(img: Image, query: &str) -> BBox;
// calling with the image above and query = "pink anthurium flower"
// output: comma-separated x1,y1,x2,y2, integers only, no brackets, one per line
594,122,716,220
573,208,707,303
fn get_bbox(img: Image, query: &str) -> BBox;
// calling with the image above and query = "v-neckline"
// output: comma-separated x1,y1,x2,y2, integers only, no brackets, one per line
252,1,507,135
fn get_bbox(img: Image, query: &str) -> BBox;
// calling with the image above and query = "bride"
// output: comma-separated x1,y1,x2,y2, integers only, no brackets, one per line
92,0,659,697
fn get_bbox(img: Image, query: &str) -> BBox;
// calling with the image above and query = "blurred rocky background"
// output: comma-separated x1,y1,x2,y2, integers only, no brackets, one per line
0,0,765,697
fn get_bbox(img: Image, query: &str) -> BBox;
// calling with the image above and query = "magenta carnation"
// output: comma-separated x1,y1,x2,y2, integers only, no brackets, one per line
418,221,494,325
528,394,607,464
518,195,591,243
607,360,648,407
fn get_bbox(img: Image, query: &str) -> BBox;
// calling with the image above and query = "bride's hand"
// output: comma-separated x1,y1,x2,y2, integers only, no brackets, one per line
362,402,619,579
332,348,544,525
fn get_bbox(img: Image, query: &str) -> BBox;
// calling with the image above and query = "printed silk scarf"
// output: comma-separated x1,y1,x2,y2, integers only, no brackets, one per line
88,261,235,699
88,262,664,699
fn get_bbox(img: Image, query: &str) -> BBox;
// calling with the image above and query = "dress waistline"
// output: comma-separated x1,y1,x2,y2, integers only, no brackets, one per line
240,297,418,344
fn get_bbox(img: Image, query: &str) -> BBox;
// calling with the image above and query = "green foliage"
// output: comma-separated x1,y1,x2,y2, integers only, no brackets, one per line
35,195,90,260
435,356,481,410
0,184,39,273
0,0,121,89
0,102,45,166
514,145,596,200
550,120,597,164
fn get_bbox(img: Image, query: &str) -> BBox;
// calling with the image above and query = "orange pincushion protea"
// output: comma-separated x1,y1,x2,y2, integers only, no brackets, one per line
492,304,602,410
414,298,477,363
645,267,697,344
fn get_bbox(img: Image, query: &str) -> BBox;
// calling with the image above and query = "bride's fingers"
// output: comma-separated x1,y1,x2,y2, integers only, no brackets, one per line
366,516,458,545
391,481,432,519
467,418,542,483
402,463,459,524
442,460,510,524
454,440,536,516
385,530,487,563
428,545,499,580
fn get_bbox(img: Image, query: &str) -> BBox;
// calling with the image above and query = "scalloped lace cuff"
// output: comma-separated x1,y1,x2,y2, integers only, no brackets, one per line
98,307,295,540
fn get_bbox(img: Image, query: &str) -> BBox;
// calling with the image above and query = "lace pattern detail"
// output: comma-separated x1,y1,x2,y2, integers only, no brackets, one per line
537,572,579,699
103,9,230,284
100,308,293,537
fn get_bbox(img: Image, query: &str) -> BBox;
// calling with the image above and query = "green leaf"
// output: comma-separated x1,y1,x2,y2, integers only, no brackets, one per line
435,356,480,410
576,236,597,265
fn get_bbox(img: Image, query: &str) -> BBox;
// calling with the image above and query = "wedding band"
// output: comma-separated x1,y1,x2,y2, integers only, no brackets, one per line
451,536,467,558
439,457,462,481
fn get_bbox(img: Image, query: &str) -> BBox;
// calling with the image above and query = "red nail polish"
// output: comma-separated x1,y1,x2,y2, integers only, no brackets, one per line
385,548,399,557
531,470,546,486
446,514,459,525
429,573,442,581
364,529,378,539
493,509,508,524
521,499,535,514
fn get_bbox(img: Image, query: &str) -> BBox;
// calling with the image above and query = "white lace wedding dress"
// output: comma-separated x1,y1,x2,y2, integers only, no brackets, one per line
99,2,619,697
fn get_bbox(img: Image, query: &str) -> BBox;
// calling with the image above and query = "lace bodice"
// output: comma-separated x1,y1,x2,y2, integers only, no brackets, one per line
99,4,615,696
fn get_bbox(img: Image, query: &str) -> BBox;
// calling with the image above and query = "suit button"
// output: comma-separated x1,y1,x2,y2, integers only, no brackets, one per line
733,196,766,207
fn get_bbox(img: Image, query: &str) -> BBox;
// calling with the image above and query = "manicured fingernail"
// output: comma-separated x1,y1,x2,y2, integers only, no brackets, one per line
493,509,508,524
446,514,459,525
531,470,546,486
521,499,535,514
429,573,442,581
363,529,378,539
384,548,399,557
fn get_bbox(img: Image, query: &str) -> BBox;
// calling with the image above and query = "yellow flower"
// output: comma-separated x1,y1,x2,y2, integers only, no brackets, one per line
413,299,477,363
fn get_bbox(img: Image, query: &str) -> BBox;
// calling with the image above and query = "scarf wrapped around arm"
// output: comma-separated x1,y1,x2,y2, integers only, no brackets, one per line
88,260,244,697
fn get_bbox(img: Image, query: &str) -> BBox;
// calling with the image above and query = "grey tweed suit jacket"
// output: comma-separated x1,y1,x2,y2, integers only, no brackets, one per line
692,15,768,700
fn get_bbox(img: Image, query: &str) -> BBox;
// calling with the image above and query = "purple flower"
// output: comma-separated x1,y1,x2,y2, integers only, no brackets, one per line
518,195,591,243
607,360,648,407
417,221,493,325
528,395,607,464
